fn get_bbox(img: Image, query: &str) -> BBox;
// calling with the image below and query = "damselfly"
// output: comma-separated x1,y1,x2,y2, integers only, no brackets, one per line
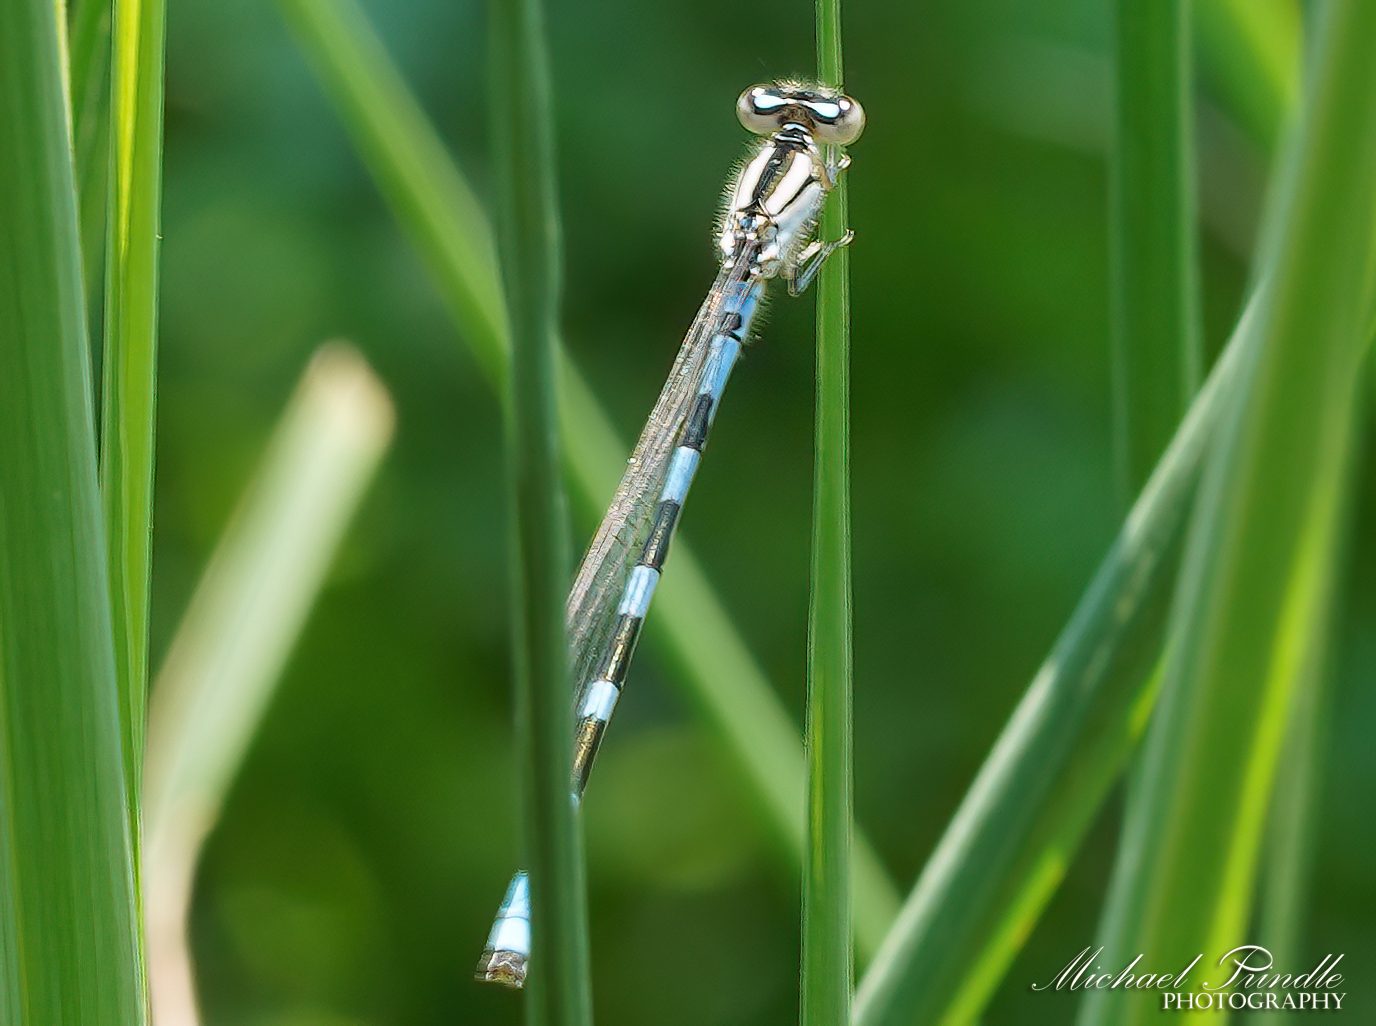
477,80,865,988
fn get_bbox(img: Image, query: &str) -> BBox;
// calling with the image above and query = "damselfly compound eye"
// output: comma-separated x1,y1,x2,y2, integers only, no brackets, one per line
736,83,866,146
812,94,865,146
736,84,786,136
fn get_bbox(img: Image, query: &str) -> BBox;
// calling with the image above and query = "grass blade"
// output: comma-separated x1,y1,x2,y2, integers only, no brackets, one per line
101,0,169,798
801,1,855,1023
274,0,902,956
855,287,1371,1025
1081,2,1376,1021
67,0,112,304
1244,564,1337,1026
1110,0,1200,501
855,320,1376,1025
271,0,507,383
1194,0,1301,154
488,0,593,1017
856,14,1314,1021
0,0,145,1019
142,345,393,1026
852,290,1254,1026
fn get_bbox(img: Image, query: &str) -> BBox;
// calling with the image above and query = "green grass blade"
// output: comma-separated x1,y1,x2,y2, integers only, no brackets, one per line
274,0,902,956
1244,573,1336,1026
801,1,855,1023
101,0,168,799
1246,417,1358,1023
272,0,508,382
855,320,1376,1025
1110,0,1200,501
488,0,593,1017
0,0,146,1019
1194,0,1301,154
142,345,393,1026
1080,3,1376,1022
67,0,112,305
852,291,1255,1026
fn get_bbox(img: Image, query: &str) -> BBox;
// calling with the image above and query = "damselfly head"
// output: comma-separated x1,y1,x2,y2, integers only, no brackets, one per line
736,82,866,146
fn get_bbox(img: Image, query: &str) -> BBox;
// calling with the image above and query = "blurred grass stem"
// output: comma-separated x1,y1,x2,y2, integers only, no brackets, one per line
854,291,1250,1026
489,0,594,1018
143,347,393,1026
1081,2,1376,1022
1110,0,1201,502
1193,0,1301,155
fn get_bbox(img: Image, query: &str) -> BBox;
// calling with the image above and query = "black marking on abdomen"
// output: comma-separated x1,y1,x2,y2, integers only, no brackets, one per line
640,500,681,571
598,613,645,685
572,716,605,793
681,394,714,451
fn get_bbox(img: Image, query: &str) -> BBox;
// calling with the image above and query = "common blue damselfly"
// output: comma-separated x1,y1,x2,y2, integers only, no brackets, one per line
478,81,865,988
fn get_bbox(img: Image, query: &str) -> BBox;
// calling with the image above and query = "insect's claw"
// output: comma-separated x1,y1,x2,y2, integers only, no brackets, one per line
787,230,856,296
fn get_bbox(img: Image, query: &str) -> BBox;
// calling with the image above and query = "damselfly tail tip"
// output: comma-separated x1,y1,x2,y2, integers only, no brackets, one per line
475,946,528,988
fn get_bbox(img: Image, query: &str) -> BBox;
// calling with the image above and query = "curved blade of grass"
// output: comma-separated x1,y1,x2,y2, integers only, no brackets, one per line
67,0,112,306
274,0,903,957
856,258,1376,1026
1193,0,1301,155
853,288,1255,1026
855,15,1311,1022
1192,24,1317,986
101,0,168,801
0,0,146,1019
488,0,593,1016
1245,394,1362,1026
1243,558,1337,1026
802,1,855,1023
1110,0,1200,502
1080,3,1376,1022
142,345,393,1026
274,0,507,382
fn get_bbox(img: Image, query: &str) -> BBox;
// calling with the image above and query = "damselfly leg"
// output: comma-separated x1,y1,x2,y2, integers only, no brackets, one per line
788,229,855,296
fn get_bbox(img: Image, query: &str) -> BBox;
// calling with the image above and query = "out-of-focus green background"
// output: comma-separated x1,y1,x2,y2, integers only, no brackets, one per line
152,0,1373,1022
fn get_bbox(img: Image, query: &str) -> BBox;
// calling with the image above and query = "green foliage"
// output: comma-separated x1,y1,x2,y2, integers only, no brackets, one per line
1083,2,1376,1022
101,0,169,798
489,0,593,1019
143,346,393,1026
801,1,856,1024
0,0,1359,1022
1247,575,1337,1026
67,0,112,305
0,0,145,1020
1194,0,1301,154
853,292,1261,1026
1110,0,1200,500
274,0,505,376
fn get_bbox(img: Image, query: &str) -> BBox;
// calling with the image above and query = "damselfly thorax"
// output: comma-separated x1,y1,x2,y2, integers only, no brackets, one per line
721,84,863,288
477,80,865,990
